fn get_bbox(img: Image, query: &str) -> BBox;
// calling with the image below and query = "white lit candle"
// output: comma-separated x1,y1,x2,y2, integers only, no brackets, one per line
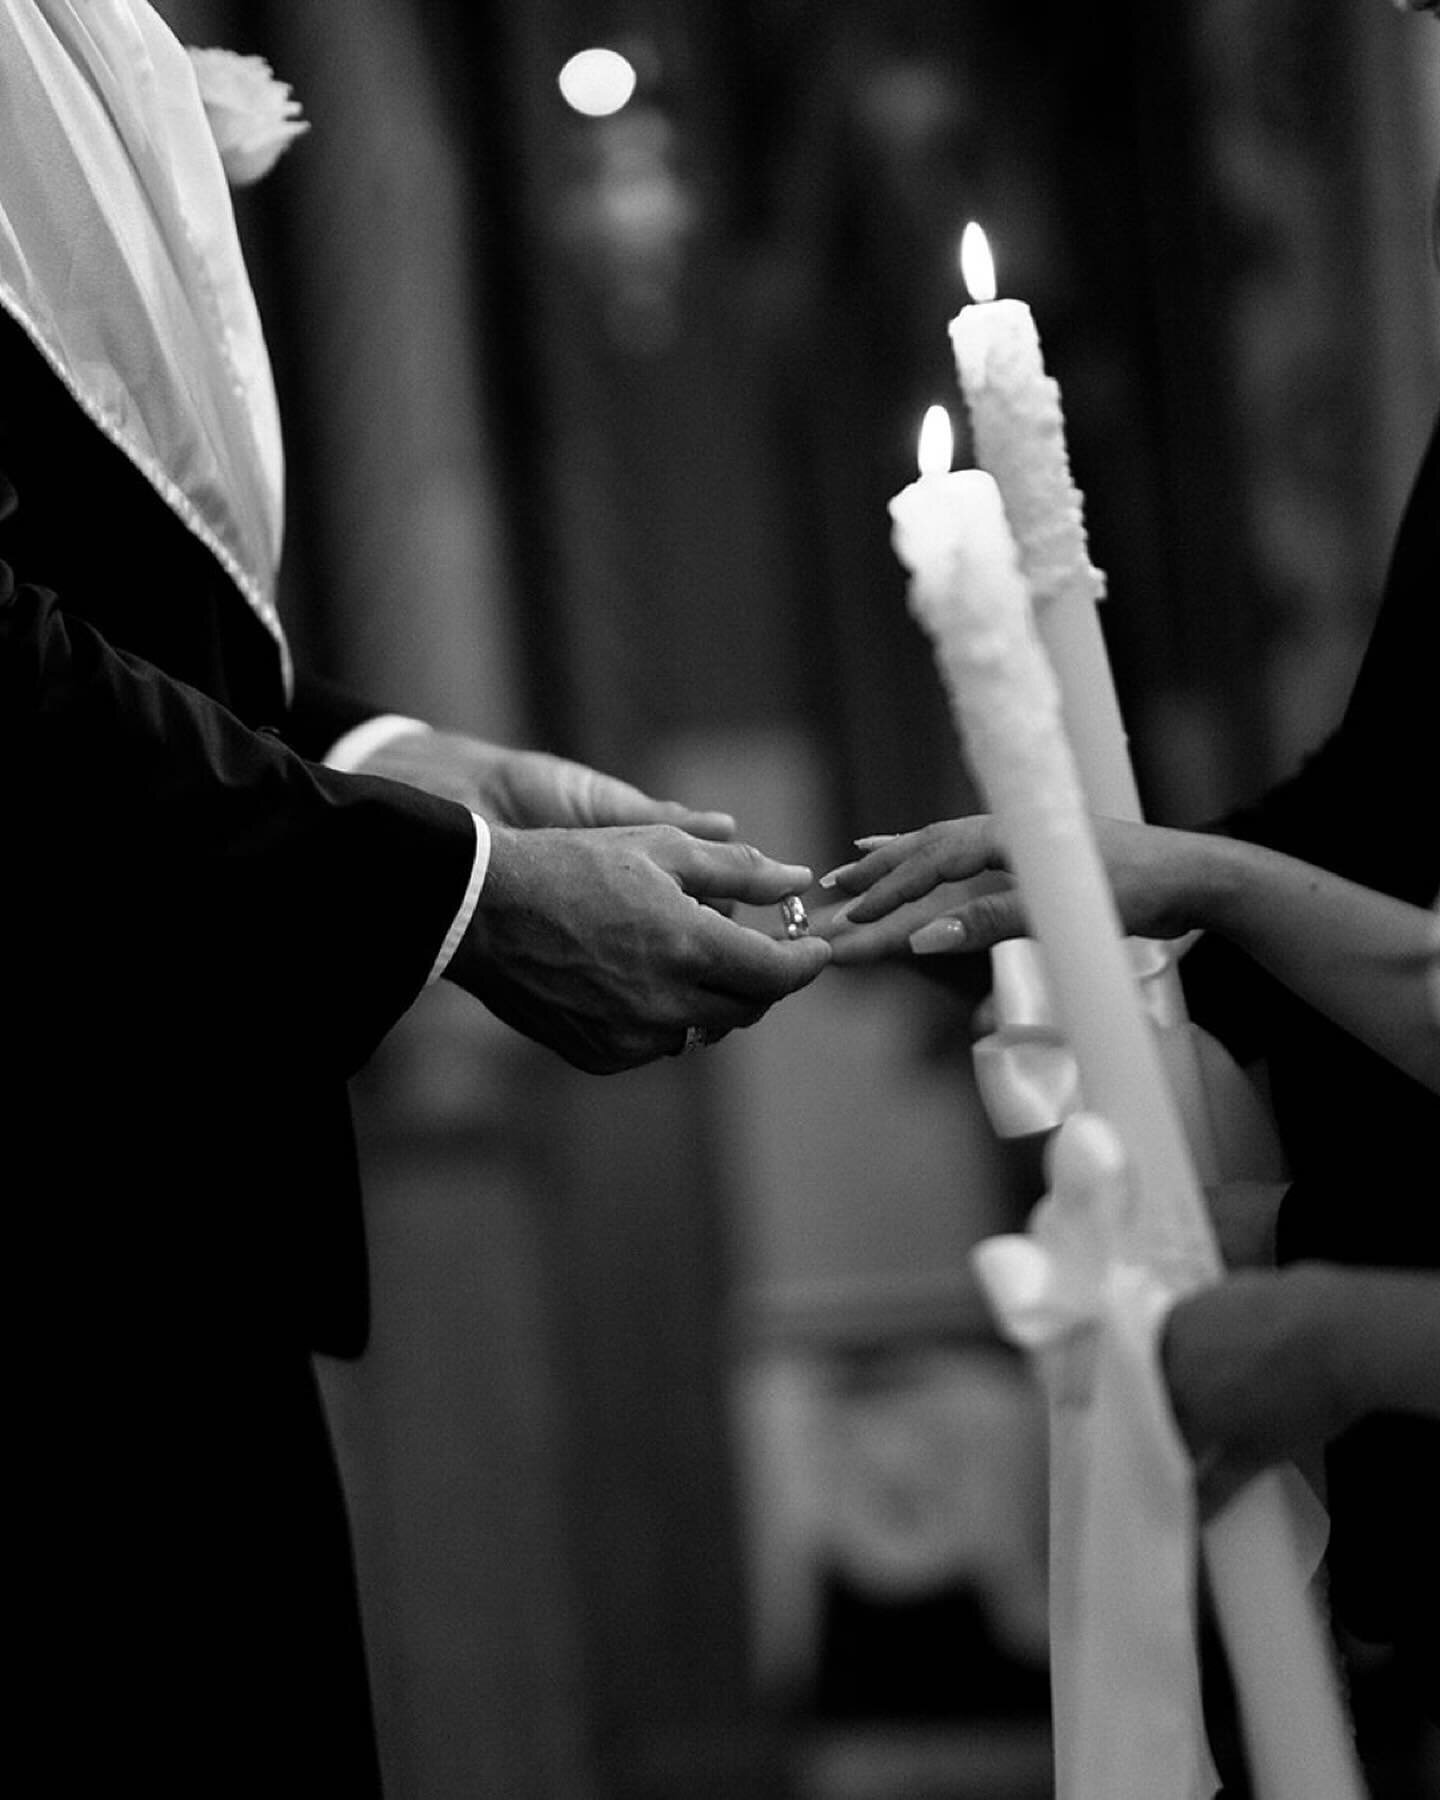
948,224,1272,1189
889,453,1216,1280
889,440,1363,1800
950,222,1140,822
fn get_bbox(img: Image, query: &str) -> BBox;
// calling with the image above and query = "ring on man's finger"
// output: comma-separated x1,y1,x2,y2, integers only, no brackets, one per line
779,895,810,939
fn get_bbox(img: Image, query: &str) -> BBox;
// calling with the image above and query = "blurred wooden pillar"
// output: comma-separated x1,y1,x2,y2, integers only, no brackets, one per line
327,1045,601,1800
197,0,605,1792
449,0,802,1775
257,0,522,737
429,2,810,1793
260,0,804,1789
448,1,811,775
527,1058,794,1800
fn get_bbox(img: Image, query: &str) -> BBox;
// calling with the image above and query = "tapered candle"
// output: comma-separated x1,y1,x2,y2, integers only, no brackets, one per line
888,452,1362,1799
950,222,1140,823
890,458,1214,1279
948,224,1266,1185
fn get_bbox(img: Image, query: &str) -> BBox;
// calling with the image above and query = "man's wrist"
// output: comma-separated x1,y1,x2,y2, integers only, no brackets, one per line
324,713,430,773
444,824,519,989
426,811,491,985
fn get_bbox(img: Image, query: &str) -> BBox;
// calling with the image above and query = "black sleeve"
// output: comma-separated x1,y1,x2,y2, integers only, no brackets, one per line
1183,415,1440,1058
1211,414,1437,889
1,544,478,1080
284,667,396,762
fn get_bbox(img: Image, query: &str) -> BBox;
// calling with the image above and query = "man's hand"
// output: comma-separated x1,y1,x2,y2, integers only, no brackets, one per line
354,727,736,838
444,823,831,1072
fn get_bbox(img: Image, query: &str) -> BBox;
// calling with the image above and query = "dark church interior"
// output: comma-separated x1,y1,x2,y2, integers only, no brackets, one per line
58,4,1440,1795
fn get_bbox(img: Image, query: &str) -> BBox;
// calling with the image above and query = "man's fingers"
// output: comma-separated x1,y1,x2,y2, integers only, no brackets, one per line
661,934,827,1054
688,906,833,1001
555,767,737,838
596,784,737,840
653,803,737,842
668,834,816,905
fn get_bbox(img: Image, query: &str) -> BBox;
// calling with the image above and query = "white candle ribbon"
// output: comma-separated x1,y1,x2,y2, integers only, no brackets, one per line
973,937,1076,1135
973,1112,1220,1799
973,939,1287,1185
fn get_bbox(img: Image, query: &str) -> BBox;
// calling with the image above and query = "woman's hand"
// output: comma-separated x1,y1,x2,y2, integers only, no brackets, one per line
819,815,1215,964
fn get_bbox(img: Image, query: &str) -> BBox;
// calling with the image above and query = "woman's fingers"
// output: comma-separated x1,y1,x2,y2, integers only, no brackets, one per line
820,818,1006,925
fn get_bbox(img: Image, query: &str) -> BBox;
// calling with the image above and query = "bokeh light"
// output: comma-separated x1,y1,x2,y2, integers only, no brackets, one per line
558,48,638,118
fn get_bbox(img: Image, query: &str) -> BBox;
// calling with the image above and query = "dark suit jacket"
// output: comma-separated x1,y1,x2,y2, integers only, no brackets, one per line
1,304,476,1787
1,303,480,1351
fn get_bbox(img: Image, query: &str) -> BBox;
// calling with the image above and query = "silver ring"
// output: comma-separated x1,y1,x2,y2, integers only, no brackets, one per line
779,895,810,939
682,1024,706,1054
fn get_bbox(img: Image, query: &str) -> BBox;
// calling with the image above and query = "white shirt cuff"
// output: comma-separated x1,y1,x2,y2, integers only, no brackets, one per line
324,713,430,772
426,812,491,986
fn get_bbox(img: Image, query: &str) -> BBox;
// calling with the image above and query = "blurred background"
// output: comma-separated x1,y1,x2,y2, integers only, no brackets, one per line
168,3,1437,1796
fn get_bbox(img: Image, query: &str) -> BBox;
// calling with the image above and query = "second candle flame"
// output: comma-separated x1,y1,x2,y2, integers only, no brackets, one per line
917,404,955,478
959,221,997,303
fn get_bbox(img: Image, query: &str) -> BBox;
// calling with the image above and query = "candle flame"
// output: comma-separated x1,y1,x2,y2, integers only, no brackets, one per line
916,404,954,477
959,220,997,303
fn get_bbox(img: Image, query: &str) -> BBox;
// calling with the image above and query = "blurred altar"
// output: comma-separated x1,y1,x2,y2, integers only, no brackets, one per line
166,2,1438,1795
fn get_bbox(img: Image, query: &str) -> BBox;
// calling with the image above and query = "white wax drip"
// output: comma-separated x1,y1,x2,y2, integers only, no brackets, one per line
950,299,1105,613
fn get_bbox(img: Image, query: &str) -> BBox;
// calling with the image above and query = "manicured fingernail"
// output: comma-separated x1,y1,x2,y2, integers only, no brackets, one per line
854,834,897,849
910,918,967,955
817,864,851,889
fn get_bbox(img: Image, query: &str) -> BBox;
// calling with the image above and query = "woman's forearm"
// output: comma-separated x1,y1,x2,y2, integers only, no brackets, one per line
1180,834,1440,1094
825,817,1440,1093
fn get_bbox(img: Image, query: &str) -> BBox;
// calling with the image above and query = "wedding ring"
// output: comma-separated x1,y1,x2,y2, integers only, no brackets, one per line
779,895,810,939
682,1024,707,1054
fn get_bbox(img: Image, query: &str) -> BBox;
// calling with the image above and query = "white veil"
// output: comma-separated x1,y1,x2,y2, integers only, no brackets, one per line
0,0,291,685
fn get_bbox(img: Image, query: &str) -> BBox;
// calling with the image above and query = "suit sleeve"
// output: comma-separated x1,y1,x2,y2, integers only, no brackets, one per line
284,666,389,762
1,553,478,1079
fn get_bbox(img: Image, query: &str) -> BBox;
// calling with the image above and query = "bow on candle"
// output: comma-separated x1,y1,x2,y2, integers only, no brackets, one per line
971,937,1210,1139
973,1112,1219,1799
972,938,1288,1183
